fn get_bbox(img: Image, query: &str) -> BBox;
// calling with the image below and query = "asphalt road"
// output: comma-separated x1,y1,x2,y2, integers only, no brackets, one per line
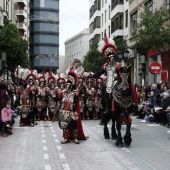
0,116,169,170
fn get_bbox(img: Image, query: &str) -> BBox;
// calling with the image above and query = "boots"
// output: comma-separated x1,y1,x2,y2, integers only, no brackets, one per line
73,129,79,144
7,129,13,135
61,130,70,144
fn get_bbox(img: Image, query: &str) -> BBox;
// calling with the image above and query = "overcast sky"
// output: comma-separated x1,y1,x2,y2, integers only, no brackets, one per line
59,0,89,55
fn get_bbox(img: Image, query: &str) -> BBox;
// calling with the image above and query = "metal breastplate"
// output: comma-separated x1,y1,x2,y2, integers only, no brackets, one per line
61,92,74,111
106,64,115,93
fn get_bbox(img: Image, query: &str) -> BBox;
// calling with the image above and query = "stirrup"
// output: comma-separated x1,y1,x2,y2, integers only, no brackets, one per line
61,139,70,144
74,139,79,144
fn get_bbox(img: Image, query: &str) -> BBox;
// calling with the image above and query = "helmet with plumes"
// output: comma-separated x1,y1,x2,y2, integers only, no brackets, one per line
47,69,56,85
98,33,117,58
67,70,78,85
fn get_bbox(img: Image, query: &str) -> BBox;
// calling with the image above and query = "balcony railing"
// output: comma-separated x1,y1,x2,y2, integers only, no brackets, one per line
16,23,27,31
15,10,27,18
16,0,27,6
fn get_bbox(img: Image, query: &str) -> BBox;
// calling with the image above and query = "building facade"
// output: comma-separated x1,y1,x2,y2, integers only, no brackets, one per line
29,0,59,72
65,28,89,69
14,0,29,40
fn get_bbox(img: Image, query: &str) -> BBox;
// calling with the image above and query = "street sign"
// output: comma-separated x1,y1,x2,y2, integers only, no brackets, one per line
149,62,161,74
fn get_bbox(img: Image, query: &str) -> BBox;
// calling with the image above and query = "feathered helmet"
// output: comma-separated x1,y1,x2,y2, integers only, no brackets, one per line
67,70,78,85
98,33,117,58
26,68,37,82
47,69,55,85
56,73,66,85
38,69,46,83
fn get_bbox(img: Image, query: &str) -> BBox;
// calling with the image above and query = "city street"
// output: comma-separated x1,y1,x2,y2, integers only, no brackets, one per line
0,116,170,170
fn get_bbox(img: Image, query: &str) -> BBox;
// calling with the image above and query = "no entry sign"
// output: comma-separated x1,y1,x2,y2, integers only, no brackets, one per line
149,62,161,74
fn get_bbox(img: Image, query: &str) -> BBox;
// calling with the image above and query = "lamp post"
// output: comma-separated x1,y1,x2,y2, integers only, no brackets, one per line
117,48,129,66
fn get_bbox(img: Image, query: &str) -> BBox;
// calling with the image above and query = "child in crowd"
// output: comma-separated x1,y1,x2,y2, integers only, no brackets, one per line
1,101,14,137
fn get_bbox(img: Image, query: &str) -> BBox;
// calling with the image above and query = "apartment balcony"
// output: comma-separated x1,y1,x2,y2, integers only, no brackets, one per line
16,23,27,31
16,0,27,6
15,10,27,18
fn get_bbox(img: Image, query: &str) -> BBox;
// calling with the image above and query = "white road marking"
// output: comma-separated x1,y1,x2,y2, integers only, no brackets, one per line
40,121,43,123
50,127,53,129
45,164,51,170
63,163,70,170
43,146,48,150
51,130,55,133
55,139,59,143
147,124,160,127
40,124,43,126
14,127,28,129
167,130,170,133
41,127,44,129
41,130,44,133
59,153,65,159
57,146,62,150
53,134,57,137
44,154,49,160
42,134,46,137
42,140,46,143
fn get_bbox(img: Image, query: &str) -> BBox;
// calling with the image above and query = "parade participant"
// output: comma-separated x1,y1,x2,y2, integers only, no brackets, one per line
58,70,86,144
93,77,104,119
55,73,66,120
46,70,57,121
77,76,86,120
84,75,96,119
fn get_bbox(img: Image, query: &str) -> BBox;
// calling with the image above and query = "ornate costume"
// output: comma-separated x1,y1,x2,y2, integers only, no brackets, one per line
58,70,86,144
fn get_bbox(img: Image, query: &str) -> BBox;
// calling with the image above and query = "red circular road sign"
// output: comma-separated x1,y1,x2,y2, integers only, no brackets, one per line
149,62,161,74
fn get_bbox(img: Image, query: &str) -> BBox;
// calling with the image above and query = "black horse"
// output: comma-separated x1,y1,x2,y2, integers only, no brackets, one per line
102,65,134,147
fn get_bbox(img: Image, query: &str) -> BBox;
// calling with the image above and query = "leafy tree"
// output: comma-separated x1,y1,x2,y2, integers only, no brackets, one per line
82,43,105,72
135,7,170,55
0,19,29,80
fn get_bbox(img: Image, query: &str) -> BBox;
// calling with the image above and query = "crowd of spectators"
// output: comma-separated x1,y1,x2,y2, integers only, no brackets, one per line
135,81,170,128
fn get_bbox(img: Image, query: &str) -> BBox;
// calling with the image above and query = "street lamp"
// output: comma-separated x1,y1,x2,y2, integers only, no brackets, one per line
117,48,129,66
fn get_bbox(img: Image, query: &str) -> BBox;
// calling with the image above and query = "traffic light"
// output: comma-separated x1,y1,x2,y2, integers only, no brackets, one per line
141,63,146,73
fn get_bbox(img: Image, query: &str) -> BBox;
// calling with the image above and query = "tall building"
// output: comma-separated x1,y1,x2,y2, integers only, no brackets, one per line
65,28,89,69
29,0,59,72
0,0,10,25
14,0,30,41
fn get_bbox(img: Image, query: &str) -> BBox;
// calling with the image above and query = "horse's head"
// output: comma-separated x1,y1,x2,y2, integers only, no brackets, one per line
116,65,131,96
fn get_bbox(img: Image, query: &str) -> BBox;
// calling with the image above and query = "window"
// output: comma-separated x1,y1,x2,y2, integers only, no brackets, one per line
102,14,103,26
102,0,104,7
108,25,110,38
164,0,170,13
111,13,124,33
145,0,153,12
130,11,138,36
105,10,106,23
111,0,124,10
108,5,111,19
125,10,128,28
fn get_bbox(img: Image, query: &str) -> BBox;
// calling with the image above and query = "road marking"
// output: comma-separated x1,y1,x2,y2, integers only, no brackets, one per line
42,134,46,137
59,153,65,159
44,154,49,160
55,139,59,143
45,164,51,170
41,127,44,129
43,146,48,150
51,130,55,133
53,134,57,137
40,121,43,123
14,127,28,129
50,127,53,129
57,146,62,150
63,163,70,170
48,124,52,126
167,130,170,133
41,130,44,133
40,124,43,126
147,124,160,127
122,148,130,152
42,140,46,143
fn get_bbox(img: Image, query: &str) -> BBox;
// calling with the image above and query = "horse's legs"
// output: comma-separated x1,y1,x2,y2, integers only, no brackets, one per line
123,121,132,147
104,123,110,139
111,114,117,140
115,119,123,147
